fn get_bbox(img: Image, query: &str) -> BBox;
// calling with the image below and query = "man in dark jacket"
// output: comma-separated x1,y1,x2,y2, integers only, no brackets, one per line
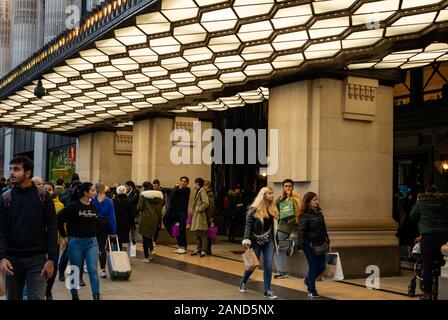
0,156,57,300
163,177,190,254
410,185,448,300
227,185,245,242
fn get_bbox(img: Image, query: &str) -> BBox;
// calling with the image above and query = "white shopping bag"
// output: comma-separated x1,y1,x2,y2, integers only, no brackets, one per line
127,240,137,257
322,252,344,281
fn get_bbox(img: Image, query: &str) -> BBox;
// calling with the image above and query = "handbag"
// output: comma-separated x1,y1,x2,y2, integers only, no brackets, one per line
241,248,260,271
207,226,218,239
171,224,180,237
310,241,330,256
253,227,272,246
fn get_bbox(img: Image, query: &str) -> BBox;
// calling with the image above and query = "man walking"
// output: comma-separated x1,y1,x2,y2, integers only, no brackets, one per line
0,156,58,300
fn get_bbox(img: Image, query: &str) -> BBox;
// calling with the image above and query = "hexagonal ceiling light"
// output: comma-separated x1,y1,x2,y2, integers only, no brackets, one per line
0,0,447,134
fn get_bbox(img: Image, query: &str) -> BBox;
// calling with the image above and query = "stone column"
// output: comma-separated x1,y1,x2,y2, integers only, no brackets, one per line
33,132,47,179
439,242,448,300
0,0,11,77
132,117,212,203
10,0,40,68
268,77,398,277
3,128,13,177
76,131,132,185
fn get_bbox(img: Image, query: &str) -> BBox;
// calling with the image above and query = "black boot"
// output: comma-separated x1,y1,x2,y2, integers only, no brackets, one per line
93,294,101,300
72,293,80,301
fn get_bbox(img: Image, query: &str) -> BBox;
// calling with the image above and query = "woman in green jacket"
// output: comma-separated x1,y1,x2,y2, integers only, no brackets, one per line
190,178,209,257
137,182,164,262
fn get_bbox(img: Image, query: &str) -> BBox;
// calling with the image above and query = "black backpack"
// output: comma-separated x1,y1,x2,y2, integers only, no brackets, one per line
2,187,47,208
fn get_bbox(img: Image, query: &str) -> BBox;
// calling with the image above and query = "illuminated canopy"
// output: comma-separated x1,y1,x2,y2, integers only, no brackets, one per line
0,0,447,134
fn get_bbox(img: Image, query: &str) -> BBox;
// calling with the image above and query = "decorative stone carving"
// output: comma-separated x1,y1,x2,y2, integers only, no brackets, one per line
342,76,379,121
115,130,132,154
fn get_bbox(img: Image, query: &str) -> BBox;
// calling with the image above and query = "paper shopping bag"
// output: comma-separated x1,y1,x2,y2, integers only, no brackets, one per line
241,248,260,272
322,252,344,281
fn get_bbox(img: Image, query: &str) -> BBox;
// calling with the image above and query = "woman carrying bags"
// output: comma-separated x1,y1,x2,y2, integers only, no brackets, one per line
57,182,101,300
239,187,279,299
137,182,164,262
295,192,330,299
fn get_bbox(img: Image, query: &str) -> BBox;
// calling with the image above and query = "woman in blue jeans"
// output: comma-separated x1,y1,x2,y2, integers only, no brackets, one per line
239,187,279,299
296,192,330,299
57,182,101,300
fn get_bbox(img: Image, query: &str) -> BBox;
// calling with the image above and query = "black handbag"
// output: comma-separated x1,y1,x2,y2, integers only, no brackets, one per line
310,241,330,255
253,227,272,246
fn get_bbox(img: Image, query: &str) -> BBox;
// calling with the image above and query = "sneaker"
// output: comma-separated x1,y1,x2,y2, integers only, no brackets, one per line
308,292,319,298
239,282,247,293
173,248,180,253
287,239,295,257
177,248,186,254
200,252,207,258
100,270,107,278
191,251,200,256
142,258,150,263
264,291,278,299
274,273,288,279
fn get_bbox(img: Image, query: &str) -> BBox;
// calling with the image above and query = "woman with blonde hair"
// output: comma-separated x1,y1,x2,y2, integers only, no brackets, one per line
239,187,279,299
274,179,300,279
92,182,117,279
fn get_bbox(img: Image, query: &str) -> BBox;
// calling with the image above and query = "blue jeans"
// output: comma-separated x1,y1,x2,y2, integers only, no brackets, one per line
303,245,326,294
241,238,275,293
67,237,100,296
274,231,290,274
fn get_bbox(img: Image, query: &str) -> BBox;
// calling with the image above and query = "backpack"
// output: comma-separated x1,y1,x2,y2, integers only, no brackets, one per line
2,187,47,208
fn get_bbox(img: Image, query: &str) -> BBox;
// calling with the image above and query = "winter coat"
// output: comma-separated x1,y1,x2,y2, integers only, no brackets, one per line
242,207,279,252
113,194,135,244
410,193,448,236
190,188,209,231
137,190,164,238
206,189,215,221
295,207,330,249
128,188,140,210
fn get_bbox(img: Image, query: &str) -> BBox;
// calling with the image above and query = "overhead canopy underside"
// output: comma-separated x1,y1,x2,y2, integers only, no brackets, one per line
0,0,447,135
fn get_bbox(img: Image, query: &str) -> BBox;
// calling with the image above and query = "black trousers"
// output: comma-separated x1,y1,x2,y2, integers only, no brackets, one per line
4,254,47,300
421,234,448,293
142,236,154,258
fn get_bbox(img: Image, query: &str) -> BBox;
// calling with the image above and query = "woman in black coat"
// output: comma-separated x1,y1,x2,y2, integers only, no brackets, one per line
113,185,136,250
295,192,330,299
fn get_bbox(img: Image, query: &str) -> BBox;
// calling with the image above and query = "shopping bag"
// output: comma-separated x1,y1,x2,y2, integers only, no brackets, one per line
241,248,260,271
171,224,180,237
207,226,218,239
127,240,137,257
186,213,193,225
322,252,344,281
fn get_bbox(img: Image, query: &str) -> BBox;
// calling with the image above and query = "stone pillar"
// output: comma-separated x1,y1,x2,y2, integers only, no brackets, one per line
3,128,13,177
44,0,73,44
132,117,212,206
33,132,47,179
268,78,398,277
76,131,132,185
10,0,40,68
439,242,448,300
0,0,11,77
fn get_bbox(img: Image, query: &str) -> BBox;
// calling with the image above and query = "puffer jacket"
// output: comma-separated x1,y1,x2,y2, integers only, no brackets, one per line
410,193,448,236
242,207,278,252
295,207,329,249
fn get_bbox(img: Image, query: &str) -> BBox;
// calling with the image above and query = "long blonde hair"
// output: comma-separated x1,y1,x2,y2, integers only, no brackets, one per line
96,182,106,196
250,187,279,221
